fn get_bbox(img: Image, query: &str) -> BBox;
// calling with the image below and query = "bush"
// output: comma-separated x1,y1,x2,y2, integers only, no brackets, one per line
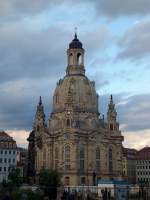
39,169,61,200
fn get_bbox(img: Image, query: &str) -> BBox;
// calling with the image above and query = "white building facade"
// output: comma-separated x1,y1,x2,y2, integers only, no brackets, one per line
136,160,150,184
0,131,17,182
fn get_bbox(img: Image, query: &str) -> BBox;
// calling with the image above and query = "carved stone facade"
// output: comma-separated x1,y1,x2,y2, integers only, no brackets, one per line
28,34,124,186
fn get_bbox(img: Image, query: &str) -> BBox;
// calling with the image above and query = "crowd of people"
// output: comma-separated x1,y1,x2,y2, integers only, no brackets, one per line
101,188,111,200
60,188,111,200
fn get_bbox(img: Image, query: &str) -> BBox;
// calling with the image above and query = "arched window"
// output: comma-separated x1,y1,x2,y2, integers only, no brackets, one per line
96,147,100,172
79,147,84,170
110,123,113,131
37,125,39,131
77,53,82,65
69,53,73,65
109,148,113,173
65,145,71,170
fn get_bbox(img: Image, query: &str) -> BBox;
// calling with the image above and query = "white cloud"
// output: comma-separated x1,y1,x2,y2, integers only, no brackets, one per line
7,130,30,148
122,129,150,150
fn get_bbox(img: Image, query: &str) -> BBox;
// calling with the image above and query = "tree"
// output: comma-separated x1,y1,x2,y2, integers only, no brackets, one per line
8,167,22,187
39,169,61,200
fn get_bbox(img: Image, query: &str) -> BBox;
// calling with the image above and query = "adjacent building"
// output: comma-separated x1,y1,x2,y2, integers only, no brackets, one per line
122,147,137,184
17,147,28,181
0,131,17,182
136,146,150,185
28,34,124,186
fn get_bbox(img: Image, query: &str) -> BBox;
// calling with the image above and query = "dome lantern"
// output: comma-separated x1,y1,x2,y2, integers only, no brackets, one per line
66,33,85,76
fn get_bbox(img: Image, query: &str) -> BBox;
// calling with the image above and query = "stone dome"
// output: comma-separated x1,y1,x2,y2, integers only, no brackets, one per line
51,35,99,116
53,74,98,113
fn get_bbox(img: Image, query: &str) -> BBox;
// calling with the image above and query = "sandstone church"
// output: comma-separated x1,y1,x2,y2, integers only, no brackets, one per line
27,34,124,186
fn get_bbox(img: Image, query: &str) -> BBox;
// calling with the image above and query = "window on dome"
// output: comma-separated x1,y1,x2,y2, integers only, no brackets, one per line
55,94,59,103
77,53,82,65
110,124,113,131
66,119,70,127
37,125,39,131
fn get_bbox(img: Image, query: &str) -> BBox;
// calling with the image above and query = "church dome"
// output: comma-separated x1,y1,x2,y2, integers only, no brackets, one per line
52,34,99,115
53,75,98,113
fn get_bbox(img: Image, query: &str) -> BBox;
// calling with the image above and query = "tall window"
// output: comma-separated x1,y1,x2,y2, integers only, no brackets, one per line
79,147,84,171
69,53,73,65
55,94,59,103
110,124,113,131
43,149,46,168
109,148,113,173
66,119,70,127
55,147,59,169
96,147,100,172
77,53,82,65
65,145,71,170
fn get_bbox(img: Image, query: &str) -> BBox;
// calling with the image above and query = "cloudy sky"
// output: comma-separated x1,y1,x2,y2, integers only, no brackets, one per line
0,0,150,149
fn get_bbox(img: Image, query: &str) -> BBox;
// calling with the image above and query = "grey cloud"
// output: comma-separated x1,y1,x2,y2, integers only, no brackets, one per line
98,93,150,132
0,78,54,130
117,93,150,131
0,21,110,84
89,72,110,91
0,1,62,22
0,0,150,22
116,20,150,61
0,23,69,83
94,0,150,18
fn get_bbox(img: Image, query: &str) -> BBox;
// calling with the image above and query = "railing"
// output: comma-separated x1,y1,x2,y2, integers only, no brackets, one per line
62,185,150,200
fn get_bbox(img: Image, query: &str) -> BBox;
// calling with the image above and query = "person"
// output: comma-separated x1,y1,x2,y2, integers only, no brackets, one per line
103,188,108,200
108,189,111,200
101,189,104,200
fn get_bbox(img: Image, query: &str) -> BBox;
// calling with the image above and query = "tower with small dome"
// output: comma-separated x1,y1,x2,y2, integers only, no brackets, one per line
28,34,124,186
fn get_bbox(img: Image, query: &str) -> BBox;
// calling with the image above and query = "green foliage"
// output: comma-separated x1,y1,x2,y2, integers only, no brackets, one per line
8,167,22,187
39,169,61,200
11,190,22,200
39,169,61,187
0,188,44,200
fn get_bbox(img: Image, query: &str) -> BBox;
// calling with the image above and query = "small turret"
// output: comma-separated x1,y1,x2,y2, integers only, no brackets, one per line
107,95,119,131
33,96,46,132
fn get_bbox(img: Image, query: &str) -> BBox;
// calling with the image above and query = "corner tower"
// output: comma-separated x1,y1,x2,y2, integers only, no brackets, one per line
107,94,119,132
34,96,46,132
